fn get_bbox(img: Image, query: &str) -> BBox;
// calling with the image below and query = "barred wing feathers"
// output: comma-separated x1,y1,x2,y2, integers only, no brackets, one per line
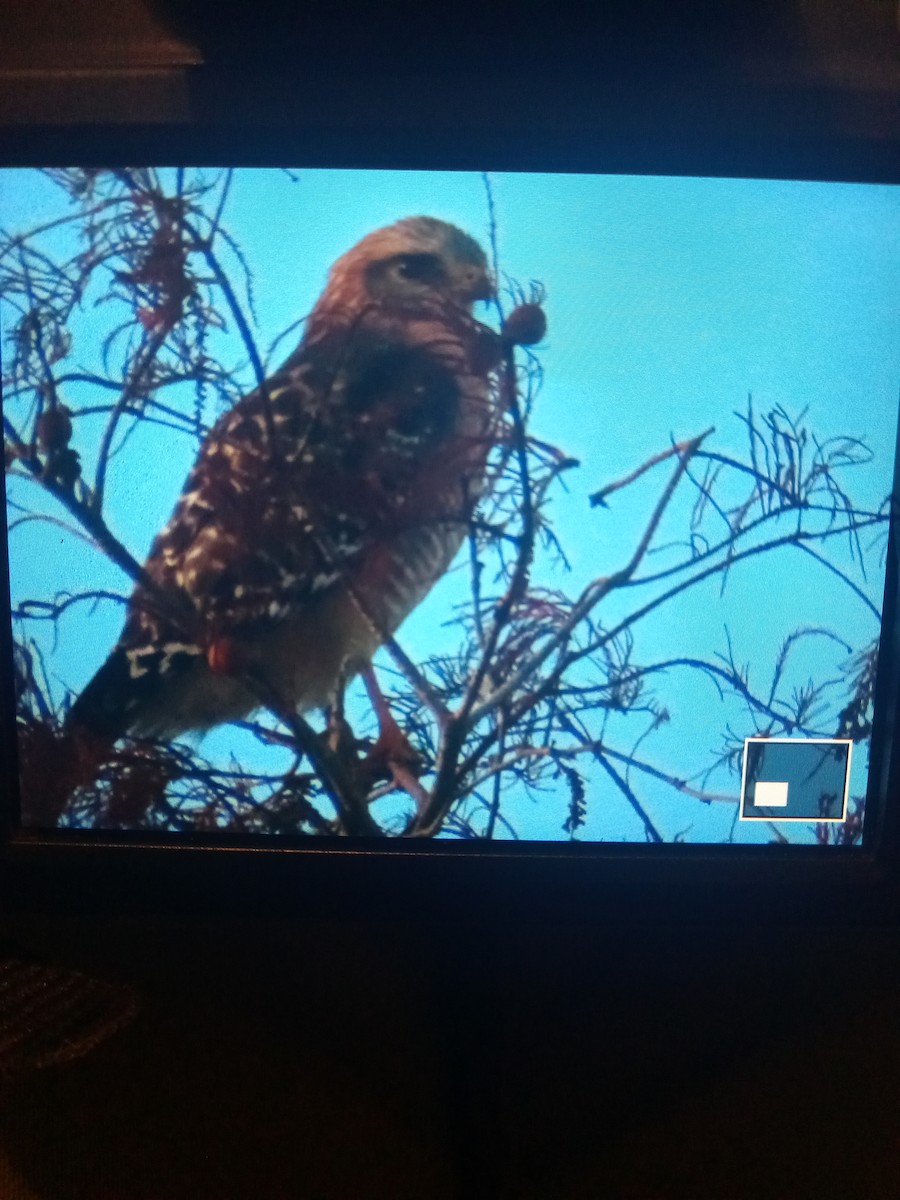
68,325,488,739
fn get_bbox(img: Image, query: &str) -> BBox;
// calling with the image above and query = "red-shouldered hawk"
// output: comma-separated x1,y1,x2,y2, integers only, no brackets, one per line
68,217,502,741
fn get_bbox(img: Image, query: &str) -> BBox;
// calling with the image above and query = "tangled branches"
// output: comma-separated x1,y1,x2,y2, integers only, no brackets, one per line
2,168,887,843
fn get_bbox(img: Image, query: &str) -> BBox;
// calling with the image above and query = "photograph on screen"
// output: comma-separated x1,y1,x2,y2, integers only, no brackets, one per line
2,167,897,844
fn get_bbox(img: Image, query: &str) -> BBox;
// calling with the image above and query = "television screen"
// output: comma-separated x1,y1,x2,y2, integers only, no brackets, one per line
2,166,898,847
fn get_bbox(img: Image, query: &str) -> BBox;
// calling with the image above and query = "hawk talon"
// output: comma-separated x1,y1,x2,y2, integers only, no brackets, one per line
359,719,423,780
357,727,428,816
359,663,423,779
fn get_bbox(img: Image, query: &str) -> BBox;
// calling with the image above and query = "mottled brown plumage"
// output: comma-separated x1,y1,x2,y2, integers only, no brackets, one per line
69,217,503,739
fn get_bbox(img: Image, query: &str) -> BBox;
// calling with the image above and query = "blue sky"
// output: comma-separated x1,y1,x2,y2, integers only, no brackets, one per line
3,167,899,843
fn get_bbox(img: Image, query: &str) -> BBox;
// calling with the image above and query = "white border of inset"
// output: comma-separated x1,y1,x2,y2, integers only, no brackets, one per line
739,737,852,823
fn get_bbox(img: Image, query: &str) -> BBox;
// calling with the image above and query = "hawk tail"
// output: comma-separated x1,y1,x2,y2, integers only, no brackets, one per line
66,649,144,741
66,638,205,741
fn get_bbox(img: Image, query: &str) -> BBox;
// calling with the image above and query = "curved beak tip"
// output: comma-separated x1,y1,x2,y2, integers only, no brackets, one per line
471,274,496,303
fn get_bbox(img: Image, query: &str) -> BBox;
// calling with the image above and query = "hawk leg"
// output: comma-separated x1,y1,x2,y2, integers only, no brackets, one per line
360,665,428,814
325,675,356,759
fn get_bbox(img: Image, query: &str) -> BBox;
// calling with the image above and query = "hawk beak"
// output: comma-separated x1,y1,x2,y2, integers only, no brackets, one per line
458,267,495,303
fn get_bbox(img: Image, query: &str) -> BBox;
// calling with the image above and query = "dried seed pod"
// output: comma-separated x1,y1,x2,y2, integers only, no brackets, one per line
36,406,73,453
502,302,547,346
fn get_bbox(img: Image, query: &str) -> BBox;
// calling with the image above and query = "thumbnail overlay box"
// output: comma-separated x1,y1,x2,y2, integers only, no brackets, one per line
739,738,852,823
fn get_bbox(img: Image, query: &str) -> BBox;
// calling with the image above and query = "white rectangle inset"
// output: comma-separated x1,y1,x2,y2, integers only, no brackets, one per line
754,780,789,807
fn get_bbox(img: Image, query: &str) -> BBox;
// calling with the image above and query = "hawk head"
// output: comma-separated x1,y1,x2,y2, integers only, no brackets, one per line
309,216,495,331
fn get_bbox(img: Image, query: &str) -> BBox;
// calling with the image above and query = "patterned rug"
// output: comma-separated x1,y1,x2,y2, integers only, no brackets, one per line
0,953,138,1080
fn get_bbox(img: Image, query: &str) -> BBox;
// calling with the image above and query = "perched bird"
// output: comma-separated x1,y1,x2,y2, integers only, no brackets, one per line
68,217,503,742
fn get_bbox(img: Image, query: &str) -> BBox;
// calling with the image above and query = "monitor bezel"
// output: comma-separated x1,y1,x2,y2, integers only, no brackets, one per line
2,121,899,919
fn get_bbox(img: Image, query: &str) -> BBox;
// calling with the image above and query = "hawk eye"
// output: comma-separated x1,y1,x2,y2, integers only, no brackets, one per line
394,253,445,284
